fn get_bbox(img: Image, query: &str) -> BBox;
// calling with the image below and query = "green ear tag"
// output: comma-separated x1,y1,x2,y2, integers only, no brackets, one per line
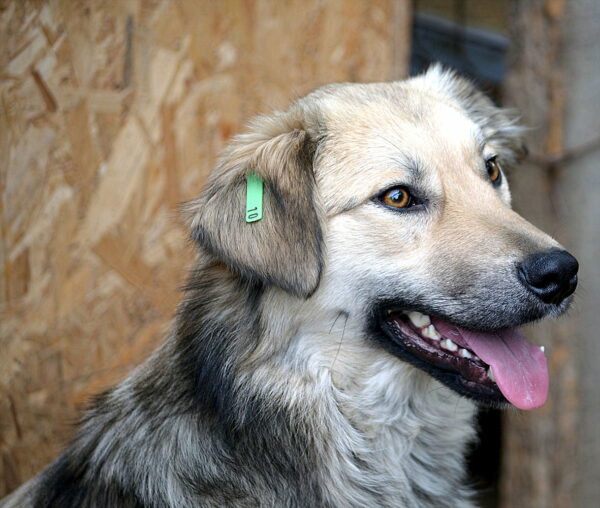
245,173,263,223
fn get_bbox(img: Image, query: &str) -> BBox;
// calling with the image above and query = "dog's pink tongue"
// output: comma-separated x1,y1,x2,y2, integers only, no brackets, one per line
461,328,548,410
433,321,548,410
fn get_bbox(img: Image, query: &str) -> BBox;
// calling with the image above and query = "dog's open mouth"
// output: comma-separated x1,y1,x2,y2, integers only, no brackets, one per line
380,310,549,410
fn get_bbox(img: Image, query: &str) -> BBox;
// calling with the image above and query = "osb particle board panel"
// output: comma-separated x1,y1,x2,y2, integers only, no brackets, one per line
0,0,410,496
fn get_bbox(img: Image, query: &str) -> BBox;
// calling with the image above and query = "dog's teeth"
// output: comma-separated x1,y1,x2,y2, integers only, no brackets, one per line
459,348,472,359
422,324,441,340
408,311,431,328
540,346,545,353
487,367,496,383
440,338,458,352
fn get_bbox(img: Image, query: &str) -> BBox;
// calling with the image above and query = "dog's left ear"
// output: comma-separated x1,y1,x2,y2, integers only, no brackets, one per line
186,121,324,298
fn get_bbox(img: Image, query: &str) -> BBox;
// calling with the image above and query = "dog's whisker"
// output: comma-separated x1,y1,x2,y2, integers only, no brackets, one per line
376,134,404,154
425,385,448,396
328,311,343,334
331,311,349,371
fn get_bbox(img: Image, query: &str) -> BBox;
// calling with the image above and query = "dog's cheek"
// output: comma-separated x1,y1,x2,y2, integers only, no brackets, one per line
320,212,431,309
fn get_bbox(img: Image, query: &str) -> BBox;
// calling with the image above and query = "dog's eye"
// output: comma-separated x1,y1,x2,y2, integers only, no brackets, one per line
486,156,502,186
381,187,413,209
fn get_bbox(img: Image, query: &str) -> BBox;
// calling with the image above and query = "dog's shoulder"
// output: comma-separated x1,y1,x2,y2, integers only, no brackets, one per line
5,452,145,508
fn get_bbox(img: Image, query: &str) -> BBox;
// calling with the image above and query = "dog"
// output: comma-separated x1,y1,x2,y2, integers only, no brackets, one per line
1,65,578,507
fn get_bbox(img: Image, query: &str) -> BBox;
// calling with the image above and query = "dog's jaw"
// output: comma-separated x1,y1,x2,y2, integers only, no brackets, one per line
381,311,505,397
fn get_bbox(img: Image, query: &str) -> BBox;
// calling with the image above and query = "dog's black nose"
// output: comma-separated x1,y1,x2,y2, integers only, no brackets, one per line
517,249,579,304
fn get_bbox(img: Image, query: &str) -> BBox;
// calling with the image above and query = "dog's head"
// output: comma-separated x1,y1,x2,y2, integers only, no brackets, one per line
187,66,578,410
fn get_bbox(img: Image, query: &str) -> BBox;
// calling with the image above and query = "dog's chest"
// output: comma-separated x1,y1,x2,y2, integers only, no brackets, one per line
326,368,478,507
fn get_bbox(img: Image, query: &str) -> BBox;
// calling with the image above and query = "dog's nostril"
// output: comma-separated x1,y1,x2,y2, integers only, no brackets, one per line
517,249,579,305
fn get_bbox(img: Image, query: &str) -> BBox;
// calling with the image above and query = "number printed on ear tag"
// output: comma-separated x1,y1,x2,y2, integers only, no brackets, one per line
245,173,263,223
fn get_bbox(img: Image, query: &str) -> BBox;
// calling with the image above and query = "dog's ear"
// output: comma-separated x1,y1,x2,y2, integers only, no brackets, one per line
186,121,324,298
420,64,528,167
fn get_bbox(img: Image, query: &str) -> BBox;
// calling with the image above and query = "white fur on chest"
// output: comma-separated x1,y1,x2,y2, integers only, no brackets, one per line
264,310,477,507
252,290,479,507
325,356,478,507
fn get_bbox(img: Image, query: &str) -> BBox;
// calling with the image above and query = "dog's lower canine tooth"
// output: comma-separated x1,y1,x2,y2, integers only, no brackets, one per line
440,339,458,351
422,324,441,340
487,367,496,382
459,348,472,359
540,346,545,353
407,311,431,328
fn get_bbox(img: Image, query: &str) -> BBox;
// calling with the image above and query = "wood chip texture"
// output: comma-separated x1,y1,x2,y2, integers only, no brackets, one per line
0,0,408,496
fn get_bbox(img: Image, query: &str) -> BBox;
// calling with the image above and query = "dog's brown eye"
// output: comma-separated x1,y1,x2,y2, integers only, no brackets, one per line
382,187,412,208
486,157,501,185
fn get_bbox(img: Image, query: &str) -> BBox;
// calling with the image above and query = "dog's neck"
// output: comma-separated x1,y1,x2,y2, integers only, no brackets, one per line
88,262,478,507
324,356,477,507
228,284,479,507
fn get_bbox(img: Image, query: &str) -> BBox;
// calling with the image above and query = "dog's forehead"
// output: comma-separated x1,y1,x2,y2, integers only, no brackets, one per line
313,86,483,211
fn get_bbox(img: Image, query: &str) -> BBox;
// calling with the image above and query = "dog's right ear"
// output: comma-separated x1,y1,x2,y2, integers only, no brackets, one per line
419,64,528,168
186,121,324,298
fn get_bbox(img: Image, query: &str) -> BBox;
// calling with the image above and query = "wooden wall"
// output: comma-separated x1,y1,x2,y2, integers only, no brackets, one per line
0,0,411,496
501,1,600,506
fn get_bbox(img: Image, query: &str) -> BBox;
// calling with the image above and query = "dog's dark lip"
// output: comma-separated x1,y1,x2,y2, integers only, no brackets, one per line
377,309,509,407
